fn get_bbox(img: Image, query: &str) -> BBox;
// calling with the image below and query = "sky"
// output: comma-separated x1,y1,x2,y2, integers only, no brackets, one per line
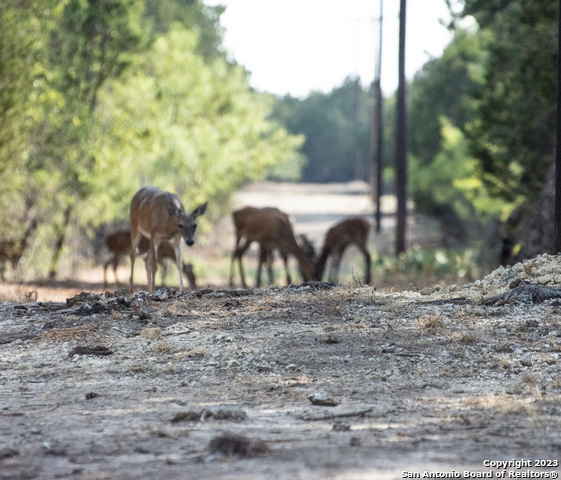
203,0,459,97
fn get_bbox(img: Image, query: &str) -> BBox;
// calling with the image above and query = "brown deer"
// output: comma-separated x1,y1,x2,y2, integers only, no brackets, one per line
315,218,371,284
152,241,197,290
0,219,38,281
232,206,295,287
256,232,315,286
229,206,315,288
104,230,196,289
129,186,207,293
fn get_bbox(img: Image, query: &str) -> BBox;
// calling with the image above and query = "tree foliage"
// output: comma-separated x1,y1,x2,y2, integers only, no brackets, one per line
461,0,558,206
91,24,303,224
273,78,371,183
405,0,558,256
407,28,487,219
0,0,304,279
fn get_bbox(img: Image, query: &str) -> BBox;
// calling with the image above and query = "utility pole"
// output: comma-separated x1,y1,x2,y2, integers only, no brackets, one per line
395,0,407,254
554,0,561,253
371,0,384,234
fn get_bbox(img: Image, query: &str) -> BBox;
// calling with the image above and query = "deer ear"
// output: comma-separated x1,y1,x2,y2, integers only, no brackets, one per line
191,202,208,218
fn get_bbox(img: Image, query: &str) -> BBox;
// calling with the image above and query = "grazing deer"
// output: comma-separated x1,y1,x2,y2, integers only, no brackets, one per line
0,219,38,281
229,206,315,288
129,186,207,293
104,230,196,289
152,241,197,290
256,232,315,287
315,218,371,284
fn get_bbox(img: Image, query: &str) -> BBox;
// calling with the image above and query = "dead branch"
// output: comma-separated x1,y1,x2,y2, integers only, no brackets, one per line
296,407,373,422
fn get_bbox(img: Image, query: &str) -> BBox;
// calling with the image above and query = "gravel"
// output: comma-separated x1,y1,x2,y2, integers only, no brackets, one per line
1,256,561,479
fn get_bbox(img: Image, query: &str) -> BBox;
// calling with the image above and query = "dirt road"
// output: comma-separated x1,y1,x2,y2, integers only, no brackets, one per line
1,254,561,479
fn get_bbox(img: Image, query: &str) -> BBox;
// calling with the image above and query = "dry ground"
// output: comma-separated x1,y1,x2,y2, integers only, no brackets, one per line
2,268,561,479
1,183,560,479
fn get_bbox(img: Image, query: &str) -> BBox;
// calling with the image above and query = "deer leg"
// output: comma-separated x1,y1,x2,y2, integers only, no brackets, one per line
280,250,292,285
229,234,243,287
130,232,142,294
183,263,197,290
145,238,157,293
159,260,168,287
265,246,276,286
256,245,274,287
103,257,113,287
236,240,251,289
361,247,372,284
328,250,343,283
143,254,151,290
174,237,183,292
229,250,237,287
267,249,274,286
152,239,161,293
256,245,266,288
112,256,121,285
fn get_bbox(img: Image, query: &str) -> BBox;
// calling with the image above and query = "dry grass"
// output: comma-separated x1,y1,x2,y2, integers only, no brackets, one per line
418,312,445,335
37,325,95,342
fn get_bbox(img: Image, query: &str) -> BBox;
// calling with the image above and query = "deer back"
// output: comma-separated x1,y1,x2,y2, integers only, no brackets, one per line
155,241,177,262
325,218,370,251
106,230,133,256
131,187,183,241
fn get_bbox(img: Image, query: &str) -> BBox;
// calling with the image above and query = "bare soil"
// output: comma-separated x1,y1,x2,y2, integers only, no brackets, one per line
1,183,560,479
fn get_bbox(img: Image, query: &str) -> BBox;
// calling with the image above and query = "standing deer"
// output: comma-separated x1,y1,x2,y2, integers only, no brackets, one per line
129,186,207,293
104,230,196,289
230,207,291,287
315,218,371,284
151,242,197,290
229,206,315,288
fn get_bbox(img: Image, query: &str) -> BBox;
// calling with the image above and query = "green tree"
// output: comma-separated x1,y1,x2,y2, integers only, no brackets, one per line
91,24,303,226
407,28,486,218
0,2,60,258
32,0,146,278
143,0,225,59
461,0,558,206
409,29,482,174
0,0,304,280
273,78,371,183
0,2,44,174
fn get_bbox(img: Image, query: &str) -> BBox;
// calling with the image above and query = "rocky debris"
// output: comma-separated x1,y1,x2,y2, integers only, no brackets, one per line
171,409,249,423
460,253,561,300
0,447,19,460
483,284,561,306
68,345,113,357
207,434,269,458
307,391,340,407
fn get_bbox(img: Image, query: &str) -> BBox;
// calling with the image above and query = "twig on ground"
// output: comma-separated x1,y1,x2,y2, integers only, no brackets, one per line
296,407,374,422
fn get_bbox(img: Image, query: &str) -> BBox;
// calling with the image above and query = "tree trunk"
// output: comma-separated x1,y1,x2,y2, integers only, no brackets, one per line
513,163,555,262
395,0,407,254
48,206,72,280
